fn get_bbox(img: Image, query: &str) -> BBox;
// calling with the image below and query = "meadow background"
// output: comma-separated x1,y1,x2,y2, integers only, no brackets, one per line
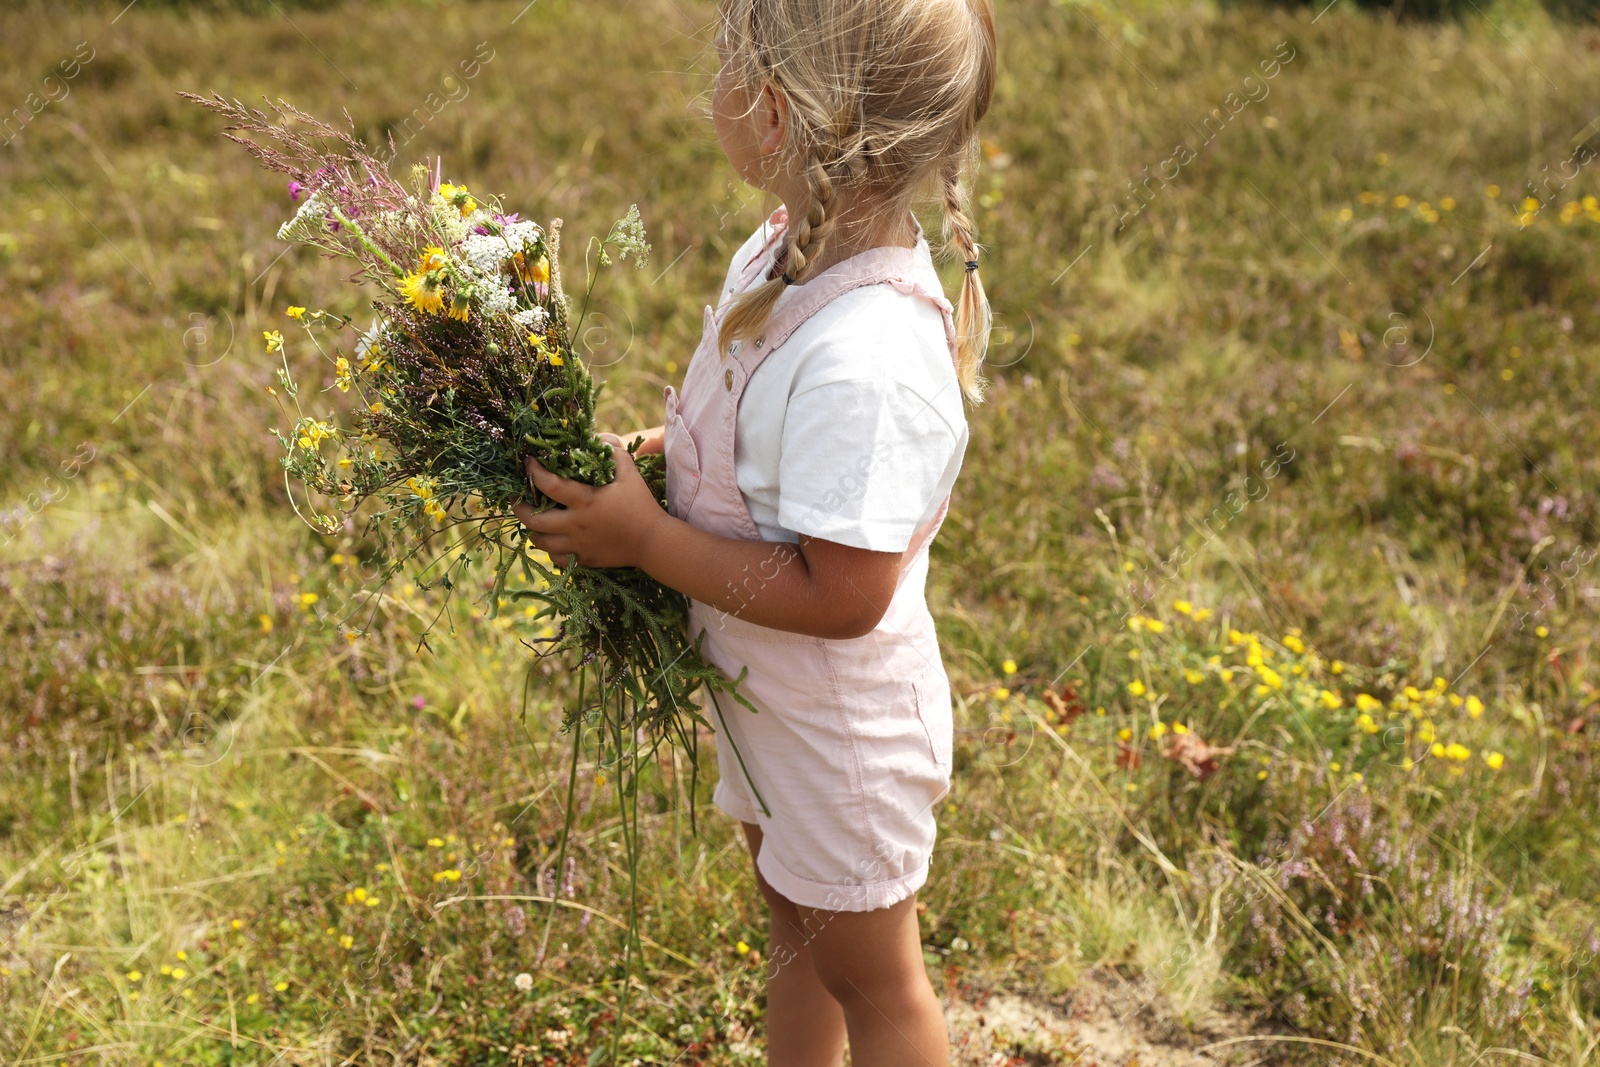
3,0,1599,1063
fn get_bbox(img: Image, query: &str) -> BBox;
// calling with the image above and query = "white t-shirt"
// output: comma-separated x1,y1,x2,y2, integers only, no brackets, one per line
719,217,969,554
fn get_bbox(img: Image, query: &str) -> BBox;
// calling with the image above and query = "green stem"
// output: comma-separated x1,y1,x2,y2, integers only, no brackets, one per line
328,205,405,278
538,673,585,968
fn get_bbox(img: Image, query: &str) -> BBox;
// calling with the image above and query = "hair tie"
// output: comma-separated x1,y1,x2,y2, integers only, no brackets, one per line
781,272,795,286
964,260,979,273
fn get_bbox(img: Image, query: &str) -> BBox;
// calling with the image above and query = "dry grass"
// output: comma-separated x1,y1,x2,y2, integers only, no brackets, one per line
2,0,1599,1063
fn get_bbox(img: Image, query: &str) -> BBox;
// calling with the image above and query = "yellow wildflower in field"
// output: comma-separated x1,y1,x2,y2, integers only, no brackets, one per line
433,869,462,883
258,613,273,633
427,837,445,848
170,967,187,980
1319,690,1342,710
246,993,259,1004
1417,720,1436,743
1392,194,1410,208
297,592,318,608
231,919,242,930
1535,626,1549,638
286,305,306,320
1330,762,1341,772
1486,184,1501,198
1117,727,1132,741
1148,721,1168,740
1171,721,1188,734
339,934,354,949
1002,658,1017,675
334,356,352,392
438,182,477,216
1257,666,1283,690
274,981,288,992
1283,634,1305,653
1484,751,1505,770
126,970,142,982
1191,607,1212,621
1356,693,1382,713
1338,207,1353,222
1440,196,1456,210
1466,695,1484,718
1357,713,1379,734
1219,669,1234,683
1127,679,1146,697
1257,770,1268,780
1430,742,1446,758
1173,599,1193,615
1444,742,1471,762
992,686,1010,699
1184,669,1205,685
264,330,284,352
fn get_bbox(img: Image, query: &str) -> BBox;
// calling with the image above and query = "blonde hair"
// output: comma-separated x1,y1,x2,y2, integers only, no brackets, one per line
714,0,997,404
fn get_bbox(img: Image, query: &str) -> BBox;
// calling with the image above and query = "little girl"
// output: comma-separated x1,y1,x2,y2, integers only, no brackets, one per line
511,1,996,1062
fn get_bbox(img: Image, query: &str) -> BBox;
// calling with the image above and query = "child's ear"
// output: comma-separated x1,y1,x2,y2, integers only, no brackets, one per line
758,82,788,157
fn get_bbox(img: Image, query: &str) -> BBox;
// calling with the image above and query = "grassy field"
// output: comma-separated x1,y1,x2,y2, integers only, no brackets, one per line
3,0,1599,1063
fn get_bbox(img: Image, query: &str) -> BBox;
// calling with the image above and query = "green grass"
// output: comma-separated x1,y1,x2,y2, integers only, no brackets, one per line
2,0,1599,1064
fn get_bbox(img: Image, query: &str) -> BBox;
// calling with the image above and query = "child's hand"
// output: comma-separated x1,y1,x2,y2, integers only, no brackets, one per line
510,434,665,569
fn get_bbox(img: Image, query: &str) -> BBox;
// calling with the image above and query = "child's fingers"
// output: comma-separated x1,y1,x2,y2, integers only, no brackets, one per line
510,499,570,534
524,454,588,505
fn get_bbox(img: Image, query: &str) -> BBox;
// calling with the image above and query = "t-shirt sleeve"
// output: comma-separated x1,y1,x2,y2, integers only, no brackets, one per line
776,378,964,553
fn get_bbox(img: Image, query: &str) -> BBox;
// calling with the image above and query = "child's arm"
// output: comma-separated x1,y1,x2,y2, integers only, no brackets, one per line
510,440,901,640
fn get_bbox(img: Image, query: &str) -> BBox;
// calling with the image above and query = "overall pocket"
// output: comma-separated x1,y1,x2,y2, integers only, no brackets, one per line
662,385,702,521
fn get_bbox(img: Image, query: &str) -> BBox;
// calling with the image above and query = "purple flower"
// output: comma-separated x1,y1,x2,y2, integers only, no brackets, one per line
412,695,426,709
288,180,303,201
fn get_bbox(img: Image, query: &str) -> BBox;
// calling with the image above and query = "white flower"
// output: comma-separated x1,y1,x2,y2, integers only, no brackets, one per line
502,220,543,253
277,191,329,242
513,972,533,991
461,233,509,274
513,307,549,331
475,278,515,315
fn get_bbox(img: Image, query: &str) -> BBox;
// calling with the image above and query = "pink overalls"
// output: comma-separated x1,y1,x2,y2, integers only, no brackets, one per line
663,206,959,913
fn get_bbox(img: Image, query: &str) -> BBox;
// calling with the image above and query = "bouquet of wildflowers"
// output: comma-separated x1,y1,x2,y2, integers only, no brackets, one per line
187,95,744,1054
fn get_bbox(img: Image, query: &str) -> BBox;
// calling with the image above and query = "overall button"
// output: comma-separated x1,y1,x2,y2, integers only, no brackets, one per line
724,368,734,390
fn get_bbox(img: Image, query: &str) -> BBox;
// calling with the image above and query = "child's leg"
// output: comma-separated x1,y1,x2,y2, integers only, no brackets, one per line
794,893,949,1067
741,822,848,1067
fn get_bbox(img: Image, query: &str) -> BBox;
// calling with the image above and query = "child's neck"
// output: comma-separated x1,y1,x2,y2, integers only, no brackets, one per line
783,193,916,278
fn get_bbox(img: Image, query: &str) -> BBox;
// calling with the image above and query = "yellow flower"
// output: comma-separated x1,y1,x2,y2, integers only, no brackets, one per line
1283,634,1305,654
246,993,259,1004
175,951,187,961
1257,769,1268,780
1173,599,1193,616
1148,721,1168,740
433,868,462,882
1417,720,1436,743
369,401,386,415
231,919,242,930
1127,679,1146,697
736,940,751,955
1521,196,1541,213
1466,695,1484,719
170,967,187,980
1444,742,1471,762
1331,660,1345,674
1219,669,1234,683
1440,196,1456,211
274,981,288,992
1329,761,1341,772
1228,629,1246,645
992,686,1010,700
1392,194,1410,209
339,934,354,949
1001,658,1017,676
126,970,142,982
1319,690,1342,710
298,592,319,608
1430,741,1446,758
1356,693,1382,713
400,269,445,314
1117,727,1132,742
286,306,306,320
334,356,352,393
1486,184,1501,198
258,613,273,633
1484,751,1504,770
447,292,471,322
264,330,284,352
1534,625,1549,639
1184,669,1205,685
1357,713,1379,734
1191,607,1212,622
1171,721,1188,734
1257,666,1283,690
427,837,445,848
